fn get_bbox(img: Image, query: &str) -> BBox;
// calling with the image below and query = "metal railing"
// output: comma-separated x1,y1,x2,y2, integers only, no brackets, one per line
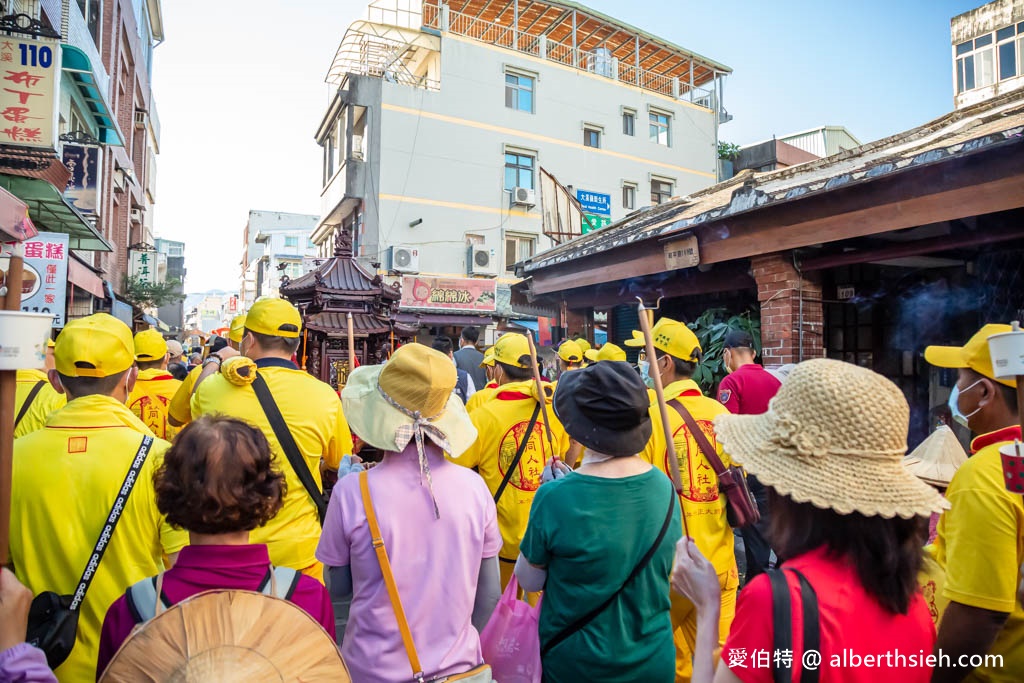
331,27,440,90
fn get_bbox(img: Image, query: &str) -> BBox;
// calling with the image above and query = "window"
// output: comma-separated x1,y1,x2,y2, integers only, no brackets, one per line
583,126,601,148
622,183,637,210
77,0,102,48
307,238,316,249
284,236,299,248
956,25,1024,93
284,262,303,278
651,178,673,205
504,234,536,272
505,71,534,113
504,151,535,191
622,109,635,136
649,111,671,146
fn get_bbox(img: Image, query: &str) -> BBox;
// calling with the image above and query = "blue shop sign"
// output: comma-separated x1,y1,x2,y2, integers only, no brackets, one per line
576,189,611,216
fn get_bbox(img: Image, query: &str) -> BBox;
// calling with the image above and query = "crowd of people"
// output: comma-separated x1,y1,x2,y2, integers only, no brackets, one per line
3,298,1023,683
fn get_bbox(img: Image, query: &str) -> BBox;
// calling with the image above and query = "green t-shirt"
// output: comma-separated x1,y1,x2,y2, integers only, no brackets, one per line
520,466,680,683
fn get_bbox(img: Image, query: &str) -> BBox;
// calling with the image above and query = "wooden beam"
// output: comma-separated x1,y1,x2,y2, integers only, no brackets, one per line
520,4,552,34
539,8,572,36
473,0,498,18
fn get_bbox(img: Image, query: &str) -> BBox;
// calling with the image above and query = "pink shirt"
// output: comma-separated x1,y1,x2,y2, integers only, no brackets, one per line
97,544,335,678
317,443,502,683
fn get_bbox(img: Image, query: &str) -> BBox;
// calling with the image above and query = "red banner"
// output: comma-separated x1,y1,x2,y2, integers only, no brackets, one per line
400,276,497,312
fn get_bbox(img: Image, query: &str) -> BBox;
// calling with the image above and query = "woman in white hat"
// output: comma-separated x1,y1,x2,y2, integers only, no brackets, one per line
671,359,948,683
317,344,501,683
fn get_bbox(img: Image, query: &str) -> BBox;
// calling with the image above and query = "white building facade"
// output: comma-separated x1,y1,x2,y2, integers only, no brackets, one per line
313,0,731,319
952,0,1024,109
239,210,320,307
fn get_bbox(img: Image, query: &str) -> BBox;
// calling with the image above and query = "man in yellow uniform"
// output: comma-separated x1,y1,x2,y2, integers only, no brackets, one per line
9,313,187,682
452,333,569,588
583,342,627,363
556,339,584,375
14,338,65,437
466,349,499,413
926,324,1024,683
168,314,245,429
191,300,352,581
628,318,736,683
126,329,182,440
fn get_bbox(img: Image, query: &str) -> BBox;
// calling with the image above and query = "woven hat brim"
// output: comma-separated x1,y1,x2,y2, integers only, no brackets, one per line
342,365,478,457
715,412,950,519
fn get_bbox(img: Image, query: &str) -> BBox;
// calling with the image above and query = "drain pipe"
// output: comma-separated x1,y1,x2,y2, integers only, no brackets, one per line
793,251,804,362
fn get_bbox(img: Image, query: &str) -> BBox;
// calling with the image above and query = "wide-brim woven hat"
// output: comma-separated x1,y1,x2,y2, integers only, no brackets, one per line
715,358,949,519
99,590,349,682
341,343,477,458
903,425,968,488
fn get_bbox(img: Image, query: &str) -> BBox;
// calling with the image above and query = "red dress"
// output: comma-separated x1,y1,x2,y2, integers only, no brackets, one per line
722,546,936,682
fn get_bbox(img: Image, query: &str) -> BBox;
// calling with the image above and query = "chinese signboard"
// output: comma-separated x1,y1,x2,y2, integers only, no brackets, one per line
0,36,60,149
62,144,100,214
130,249,157,284
1,232,69,326
663,235,700,270
581,214,612,234
401,276,498,312
576,189,612,235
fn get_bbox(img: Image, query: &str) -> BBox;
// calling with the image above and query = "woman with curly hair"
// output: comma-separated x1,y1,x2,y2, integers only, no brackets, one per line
95,415,335,675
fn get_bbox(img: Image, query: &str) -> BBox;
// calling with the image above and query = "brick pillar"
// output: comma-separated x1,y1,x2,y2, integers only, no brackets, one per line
751,253,824,366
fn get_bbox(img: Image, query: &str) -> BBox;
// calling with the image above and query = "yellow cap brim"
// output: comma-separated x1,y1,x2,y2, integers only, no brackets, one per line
624,336,645,347
923,345,967,369
479,357,495,368
584,349,599,361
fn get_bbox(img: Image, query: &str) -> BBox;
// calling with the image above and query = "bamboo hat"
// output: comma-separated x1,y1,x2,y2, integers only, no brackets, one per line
715,358,949,519
99,590,349,682
903,425,968,488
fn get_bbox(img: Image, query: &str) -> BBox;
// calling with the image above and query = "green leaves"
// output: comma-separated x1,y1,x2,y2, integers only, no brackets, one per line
686,306,762,395
121,276,185,309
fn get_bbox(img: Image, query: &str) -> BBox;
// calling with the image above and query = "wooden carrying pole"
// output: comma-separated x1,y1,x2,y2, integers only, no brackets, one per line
637,298,687,534
526,333,558,463
347,313,356,377
0,251,25,566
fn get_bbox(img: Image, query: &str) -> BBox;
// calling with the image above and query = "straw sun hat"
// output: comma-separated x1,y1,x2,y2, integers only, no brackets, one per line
902,425,967,488
715,358,949,519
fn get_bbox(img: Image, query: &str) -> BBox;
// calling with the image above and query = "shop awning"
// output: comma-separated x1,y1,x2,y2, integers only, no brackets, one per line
68,255,105,298
0,174,111,251
140,313,171,332
0,184,34,241
61,45,123,146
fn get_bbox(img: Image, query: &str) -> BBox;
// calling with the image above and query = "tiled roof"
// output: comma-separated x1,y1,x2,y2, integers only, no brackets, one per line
282,255,399,298
305,311,391,336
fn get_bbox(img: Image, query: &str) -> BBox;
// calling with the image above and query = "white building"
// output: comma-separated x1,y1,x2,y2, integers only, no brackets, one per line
313,0,731,320
952,0,1024,109
239,210,320,306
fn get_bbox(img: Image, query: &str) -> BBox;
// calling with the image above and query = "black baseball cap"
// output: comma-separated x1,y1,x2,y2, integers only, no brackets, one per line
723,330,754,349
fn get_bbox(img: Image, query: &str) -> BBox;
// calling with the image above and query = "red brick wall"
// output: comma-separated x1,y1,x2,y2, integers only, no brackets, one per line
752,253,824,366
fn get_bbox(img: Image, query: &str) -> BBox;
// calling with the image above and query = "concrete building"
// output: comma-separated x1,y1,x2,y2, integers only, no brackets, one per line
728,125,861,177
239,210,319,305
952,0,1024,109
155,237,185,333
313,0,731,324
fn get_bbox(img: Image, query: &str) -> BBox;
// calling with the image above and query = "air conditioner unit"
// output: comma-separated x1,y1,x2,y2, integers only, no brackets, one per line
134,110,147,130
512,187,536,207
130,208,143,223
468,245,497,277
389,245,420,273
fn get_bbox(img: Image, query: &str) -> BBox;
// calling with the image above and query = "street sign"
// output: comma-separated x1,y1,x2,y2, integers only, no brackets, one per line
664,235,700,270
576,190,611,216
1,232,68,326
581,214,612,234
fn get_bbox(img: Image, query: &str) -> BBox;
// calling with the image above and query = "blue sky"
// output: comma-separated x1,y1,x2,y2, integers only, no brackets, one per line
152,0,983,292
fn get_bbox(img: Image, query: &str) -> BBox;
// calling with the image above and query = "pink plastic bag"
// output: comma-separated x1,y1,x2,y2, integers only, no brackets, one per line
479,576,542,683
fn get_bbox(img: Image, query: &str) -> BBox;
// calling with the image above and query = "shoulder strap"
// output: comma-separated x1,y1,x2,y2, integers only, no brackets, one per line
70,436,154,613
541,483,676,657
360,471,424,681
126,574,173,624
493,401,542,504
769,569,793,683
252,373,326,524
258,566,302,600
668,399,728,476
791,569,820,683
14,380,45,429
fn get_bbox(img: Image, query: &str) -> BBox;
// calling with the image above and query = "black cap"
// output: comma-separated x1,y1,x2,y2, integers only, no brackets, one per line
723,329,754,349
553,361,652,457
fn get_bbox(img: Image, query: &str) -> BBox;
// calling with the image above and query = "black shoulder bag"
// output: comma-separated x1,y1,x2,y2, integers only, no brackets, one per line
493,402,542,504
26,435,155,669
252,372,327,524
769,568,821,683
541,483,677,657
14,380,45,429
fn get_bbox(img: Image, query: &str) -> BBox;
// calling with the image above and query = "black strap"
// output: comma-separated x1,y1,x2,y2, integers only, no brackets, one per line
70,436,154,612
14,380,45,429
541,484,676,657
493,402,542,504
769,568,821,683
252,373,327,524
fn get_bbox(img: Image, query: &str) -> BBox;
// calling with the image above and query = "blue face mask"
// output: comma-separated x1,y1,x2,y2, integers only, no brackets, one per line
948,379,984,428
639,359,655,389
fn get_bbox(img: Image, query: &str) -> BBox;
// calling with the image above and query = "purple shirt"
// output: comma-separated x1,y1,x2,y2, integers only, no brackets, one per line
96,544,335,678
317,443,502,683
0,643,55,683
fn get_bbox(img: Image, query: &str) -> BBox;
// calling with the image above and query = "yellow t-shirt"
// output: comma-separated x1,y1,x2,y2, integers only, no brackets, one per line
452,380,570,560
10,394,187,683
919,547,949,629
466,382,498,414
641,379,737,579
127,368,182,440
13,368,65,438
934,428,1024,682
191,362,354,571
168,364,202,426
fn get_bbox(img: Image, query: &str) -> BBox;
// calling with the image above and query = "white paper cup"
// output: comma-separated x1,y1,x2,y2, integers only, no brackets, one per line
0,310,53,370
988,330,1024,379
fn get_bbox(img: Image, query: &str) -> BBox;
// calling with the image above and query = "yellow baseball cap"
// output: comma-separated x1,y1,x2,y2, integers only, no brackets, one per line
925,324,1016,388
557,340,583,363
493,333,531,368
479,350,495,368
245,298,302,338
55,313,135,378
229,314,248,343
624,317,701,362
584,342,627,363
134,329,168,361
46,338,55,348
574,338,592,353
